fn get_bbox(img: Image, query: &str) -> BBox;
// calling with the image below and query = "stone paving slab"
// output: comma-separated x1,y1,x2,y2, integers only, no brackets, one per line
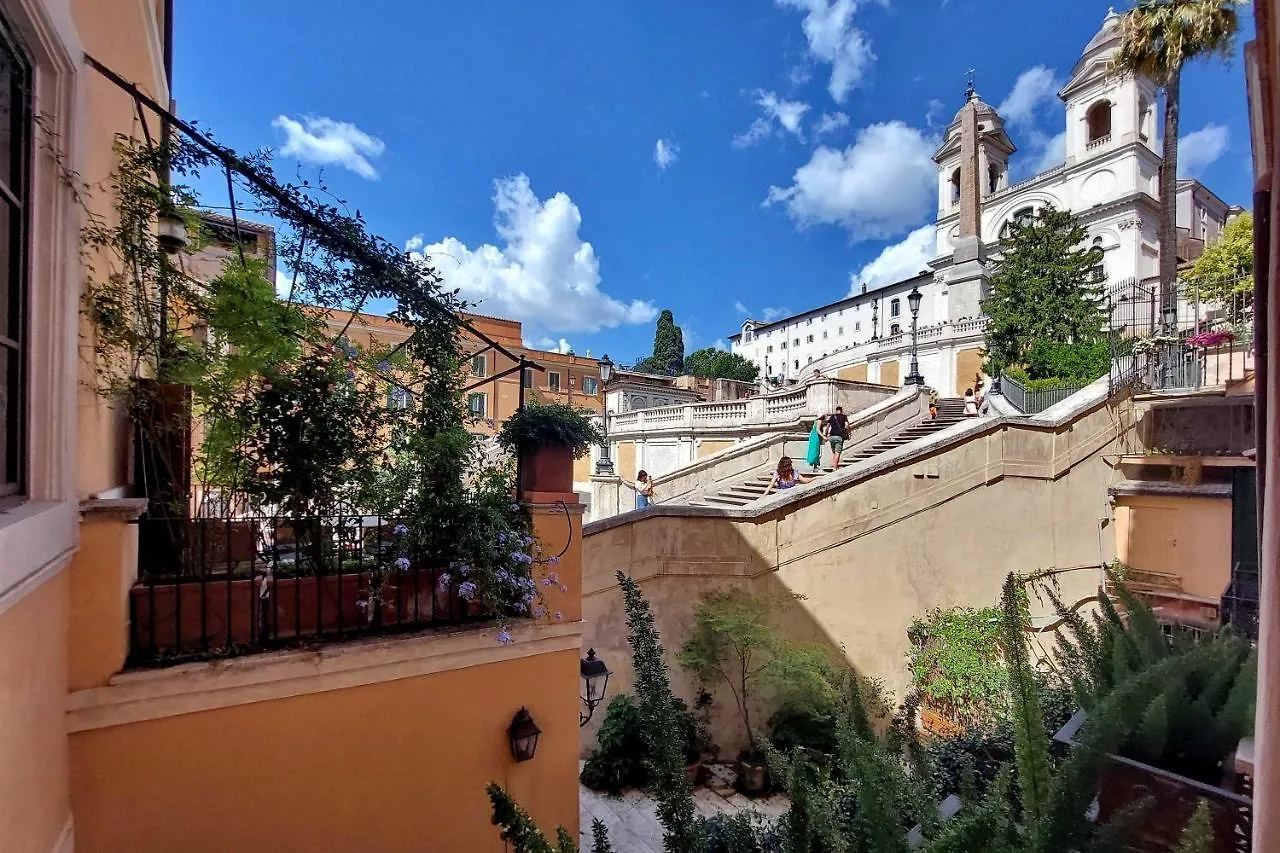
579,762,789,850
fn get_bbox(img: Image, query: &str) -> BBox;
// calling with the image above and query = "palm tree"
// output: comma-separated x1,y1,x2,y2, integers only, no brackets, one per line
1112,0,1244,330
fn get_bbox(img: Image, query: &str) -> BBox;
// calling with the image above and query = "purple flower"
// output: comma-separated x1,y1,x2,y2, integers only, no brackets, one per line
554,611,563,621
437,572,452,591
510,552,525,564
497,533,507,544
458,563,472,575
510,503,521,512
497,628,515,646
547,555,560,566
356,600,369,611
546,571,559,585
393,557,411,572
559,584,569,593
393,524,409,536
522,535,534,547
346,369,356,380
521,577,536,591
541,577,553,587
512,602,527,613
459,581,478,601
377,360,391,372
522,592,536,605
496,569,511,583
532,605,547,618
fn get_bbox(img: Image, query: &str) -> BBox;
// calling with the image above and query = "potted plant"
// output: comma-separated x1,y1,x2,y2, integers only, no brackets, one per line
1049,579,1257,853
677,587,833,795
496,401,603,496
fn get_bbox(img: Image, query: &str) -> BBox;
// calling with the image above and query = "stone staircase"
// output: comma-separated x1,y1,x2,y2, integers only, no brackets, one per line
693,398,967,509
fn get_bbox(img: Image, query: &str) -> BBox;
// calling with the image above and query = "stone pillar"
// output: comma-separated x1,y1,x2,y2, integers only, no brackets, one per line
68,498,149,690
589,474,623,522
948,95,991,323
527,495,584,626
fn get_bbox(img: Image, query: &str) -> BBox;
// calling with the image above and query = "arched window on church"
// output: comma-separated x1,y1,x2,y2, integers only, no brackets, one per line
1090,236,1106,283
949,168,961,205
890,323,902,336
890,298,901,317
1001,207,1036,240
988,163,1001,194
1086,100,1112,144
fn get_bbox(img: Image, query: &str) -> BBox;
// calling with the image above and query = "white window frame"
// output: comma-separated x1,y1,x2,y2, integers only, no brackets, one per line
547,371,561,392
469,354,487,377
581,376,599,395
467,392,487,417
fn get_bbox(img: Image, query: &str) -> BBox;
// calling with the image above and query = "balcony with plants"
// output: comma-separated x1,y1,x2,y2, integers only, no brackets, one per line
73,74,603,668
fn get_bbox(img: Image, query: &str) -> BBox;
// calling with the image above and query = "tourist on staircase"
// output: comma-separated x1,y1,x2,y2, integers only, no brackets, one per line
963,388,979,418
622,470,654,509
806,415,826,472
764,456,816,496
826,406,849,466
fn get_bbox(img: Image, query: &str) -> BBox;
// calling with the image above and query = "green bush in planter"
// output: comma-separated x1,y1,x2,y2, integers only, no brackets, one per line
579,693,704,794
496,401,603,458
1050,578,1257,783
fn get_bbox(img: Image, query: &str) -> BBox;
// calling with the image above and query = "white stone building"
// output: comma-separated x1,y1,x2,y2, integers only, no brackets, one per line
730,9,1239,397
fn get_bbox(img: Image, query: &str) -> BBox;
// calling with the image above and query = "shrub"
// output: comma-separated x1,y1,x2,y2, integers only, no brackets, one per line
1024,338,1111,384
580,693,706,794
907,606,1008,729
699,812,781,853
768,701,837,755
496,400,603,458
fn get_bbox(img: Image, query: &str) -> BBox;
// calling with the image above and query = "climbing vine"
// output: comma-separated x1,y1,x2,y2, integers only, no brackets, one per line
907,606,1009,729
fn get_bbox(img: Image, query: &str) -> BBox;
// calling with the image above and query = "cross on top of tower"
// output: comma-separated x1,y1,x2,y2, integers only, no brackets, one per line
965,67,977,101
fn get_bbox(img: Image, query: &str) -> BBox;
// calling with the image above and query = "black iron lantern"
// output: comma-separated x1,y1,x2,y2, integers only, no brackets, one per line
508,707,541,762
579,647,611,727
594,357,616,475
907,285,923,315
598,353,614,384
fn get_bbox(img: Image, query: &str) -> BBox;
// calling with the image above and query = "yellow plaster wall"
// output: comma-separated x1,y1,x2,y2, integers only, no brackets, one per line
880,361,900,388
1114,494,1233,600
0,573,72,853
70,649,581,853
697,440,735,458
615,441,637,480
955,348,984,396
837,364,868,382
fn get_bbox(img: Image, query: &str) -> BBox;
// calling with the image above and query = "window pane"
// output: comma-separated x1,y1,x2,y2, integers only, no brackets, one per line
0,201,12,339
0,344,13,487
0,45,14,195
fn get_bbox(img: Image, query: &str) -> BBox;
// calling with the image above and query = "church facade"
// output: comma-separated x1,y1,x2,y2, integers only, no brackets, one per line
730,9,1237,397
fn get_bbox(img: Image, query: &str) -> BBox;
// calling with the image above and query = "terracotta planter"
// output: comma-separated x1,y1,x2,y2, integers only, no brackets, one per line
522,445,574,496
1054,710,1251,853
684,757,705,787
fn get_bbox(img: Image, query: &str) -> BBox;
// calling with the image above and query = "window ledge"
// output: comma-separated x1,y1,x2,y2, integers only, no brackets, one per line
0,499,77,616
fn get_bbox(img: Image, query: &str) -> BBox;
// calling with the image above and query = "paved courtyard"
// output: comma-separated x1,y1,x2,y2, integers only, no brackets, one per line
579,763,789,851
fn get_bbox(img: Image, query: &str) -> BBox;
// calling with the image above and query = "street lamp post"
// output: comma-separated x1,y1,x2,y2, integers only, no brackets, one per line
594,354,615,475
904,286,924,386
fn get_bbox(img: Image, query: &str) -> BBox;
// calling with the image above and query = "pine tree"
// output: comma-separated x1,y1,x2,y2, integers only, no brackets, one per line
1185,212,1254,325
1174,799,1216,853
983,205,1106,375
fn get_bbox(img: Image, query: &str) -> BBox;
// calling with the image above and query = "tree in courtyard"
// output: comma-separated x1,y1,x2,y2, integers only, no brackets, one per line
634,309,686,375
1185,212,1254,325
982,205,1107,375
1113,0,1244,326
683,346,760,382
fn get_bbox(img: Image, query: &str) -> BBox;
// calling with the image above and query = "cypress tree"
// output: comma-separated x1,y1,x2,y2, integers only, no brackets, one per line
636,309,686,375
983,205,1106,375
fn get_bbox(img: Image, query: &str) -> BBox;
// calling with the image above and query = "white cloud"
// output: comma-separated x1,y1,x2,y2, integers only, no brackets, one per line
1032,130,1067,172
777,0,876,103
734,301,750,315
814,112,850,136
761,306,791,321
734,90,811,148
272,115,385,180
764,121,938,240
537,336,574,354
1179,124,1230,177
997,66,1062,128
408,174,657,334
713,339,729,351
924,98,945,129
654,138,679,170
849,224,936,291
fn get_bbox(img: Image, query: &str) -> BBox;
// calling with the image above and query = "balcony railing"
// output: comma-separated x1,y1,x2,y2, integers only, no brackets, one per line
1000,373,1090,415
129,513,491,665
1086,134,1112,150
1222,560,1259,641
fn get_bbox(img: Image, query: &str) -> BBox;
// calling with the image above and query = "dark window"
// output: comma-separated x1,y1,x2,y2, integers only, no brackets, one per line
949,168,960,205
1086,100,1112,143
467,393,486,417
547,372,561,392
988,163,1000,194
890,298,901,317
890,323,902,336
522,367,534,387
0,20,30,500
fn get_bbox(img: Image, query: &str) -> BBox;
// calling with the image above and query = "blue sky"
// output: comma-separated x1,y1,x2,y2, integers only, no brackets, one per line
174,0,1256,364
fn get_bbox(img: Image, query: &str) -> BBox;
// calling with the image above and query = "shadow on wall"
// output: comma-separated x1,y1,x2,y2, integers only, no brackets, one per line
580,392,1142,758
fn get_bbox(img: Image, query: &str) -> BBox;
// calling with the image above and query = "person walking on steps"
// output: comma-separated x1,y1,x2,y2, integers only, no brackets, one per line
826,405,849,467
622,470,654,509
764,456,816,496
928,389,939,420
963,388,979,418
806,415,826,472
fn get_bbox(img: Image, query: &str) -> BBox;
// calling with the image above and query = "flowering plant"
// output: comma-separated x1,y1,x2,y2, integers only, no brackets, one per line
1187,329,1236,349
1130,334,1181,357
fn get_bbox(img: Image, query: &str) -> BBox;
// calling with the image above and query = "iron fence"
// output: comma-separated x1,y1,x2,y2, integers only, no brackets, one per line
999,373,1089,415
1108,276,1254,393
129,512,487,665
1221,560,1259,641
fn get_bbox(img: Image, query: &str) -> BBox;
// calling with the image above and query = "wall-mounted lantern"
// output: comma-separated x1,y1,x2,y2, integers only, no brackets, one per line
579,647,612,727
508,707,541,762
157,207,189,254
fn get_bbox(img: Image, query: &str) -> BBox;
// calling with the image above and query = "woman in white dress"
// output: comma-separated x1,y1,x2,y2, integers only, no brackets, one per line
963,388,979,417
